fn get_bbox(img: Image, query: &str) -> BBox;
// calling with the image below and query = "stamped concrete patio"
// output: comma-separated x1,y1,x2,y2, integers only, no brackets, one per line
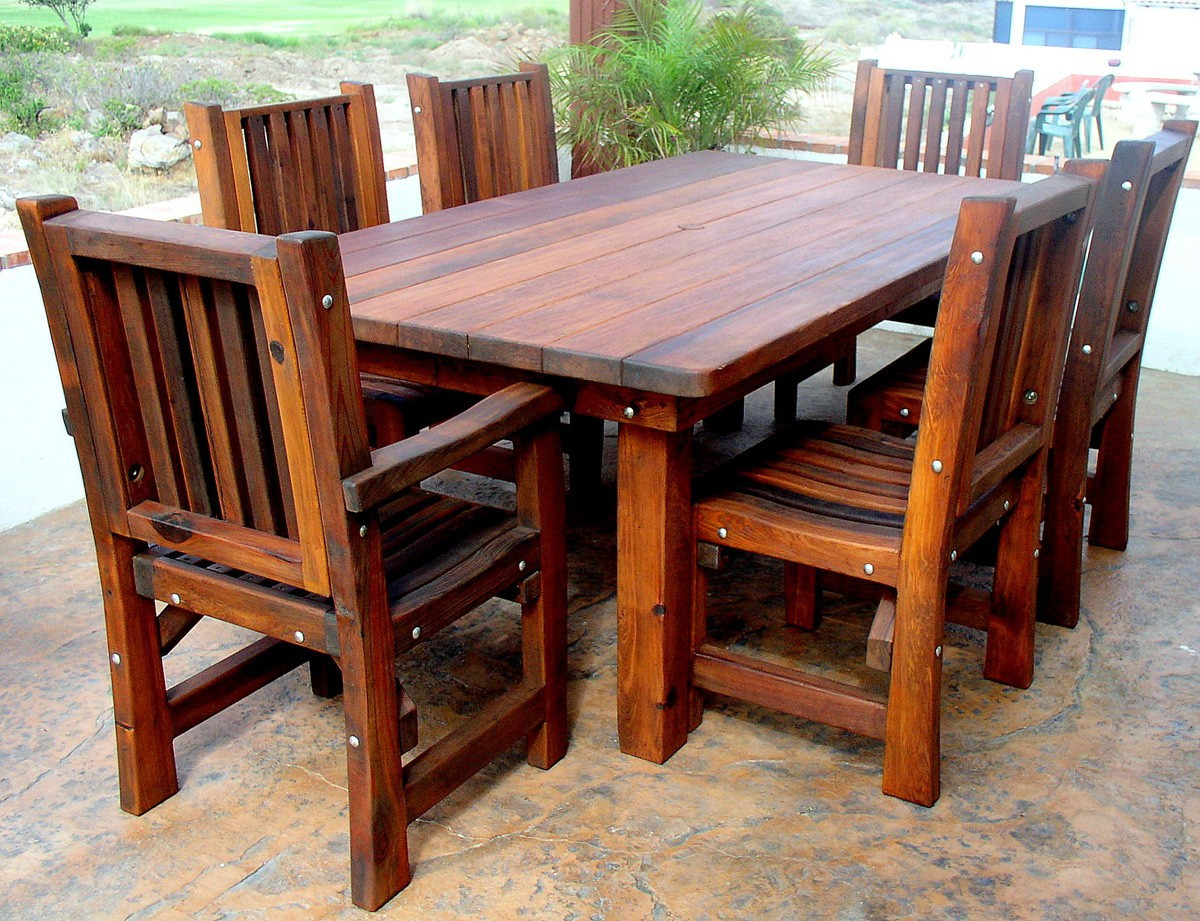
1,329,1197,920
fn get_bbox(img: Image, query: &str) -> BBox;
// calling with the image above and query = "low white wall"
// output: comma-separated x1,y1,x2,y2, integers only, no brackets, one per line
1,176,1197,532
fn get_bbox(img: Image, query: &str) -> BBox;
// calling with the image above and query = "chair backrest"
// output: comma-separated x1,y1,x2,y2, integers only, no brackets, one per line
1061,120,1196,418
407,63,559,213
848,59,1034,181
1089,73,1115,119
899,173,1093,549
185,82,390,235
18,196,374,598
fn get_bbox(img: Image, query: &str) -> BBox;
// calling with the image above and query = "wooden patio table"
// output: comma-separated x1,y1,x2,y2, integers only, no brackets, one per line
340,150,1076,765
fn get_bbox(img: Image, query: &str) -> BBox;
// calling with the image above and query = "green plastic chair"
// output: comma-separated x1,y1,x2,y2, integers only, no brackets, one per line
1081,74,1115,151
1028,89,1094,158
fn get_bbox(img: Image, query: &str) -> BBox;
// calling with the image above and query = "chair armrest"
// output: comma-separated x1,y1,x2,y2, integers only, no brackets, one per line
343,382,565,512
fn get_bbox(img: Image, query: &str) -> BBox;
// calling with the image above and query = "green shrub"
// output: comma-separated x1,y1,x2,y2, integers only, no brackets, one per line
18,0,93,38
110,24,169,37
550,0,836,169
176,78,292,107
96,97,142,137
210,31,302,50
0,60,47,134
0,25,73,53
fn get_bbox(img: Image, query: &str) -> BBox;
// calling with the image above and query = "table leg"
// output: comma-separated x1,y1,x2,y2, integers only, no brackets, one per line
616,422,694,763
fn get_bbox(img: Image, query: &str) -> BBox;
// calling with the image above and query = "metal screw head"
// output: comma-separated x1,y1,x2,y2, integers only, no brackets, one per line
1127,300,1140,313
348,735,360,748
863,563,874,575
622,406,636,419
110,653,121,666
518,560,527,572
1033,548,1040,559
128,464,144,482
192,138,202,150
931,460,943,474
899,407,910,418
359,524,368,538
970,251,984,265
1003,500,1011,512
1023,390,1039,405
949,550,958,562
413,105,422,114
1082,344,1092,355
1121,180,1133,192
411,627,421,640
169,593,181,605
321,294,334,310
934,645,943,658
717,527,728,539
293,631,305,644
1112,392,1119,402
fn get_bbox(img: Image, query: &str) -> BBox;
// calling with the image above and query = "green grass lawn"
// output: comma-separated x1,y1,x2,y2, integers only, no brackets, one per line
0,1,566,36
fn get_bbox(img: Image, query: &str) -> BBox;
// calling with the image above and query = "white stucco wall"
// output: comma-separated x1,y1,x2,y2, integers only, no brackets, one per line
1,175,1196,532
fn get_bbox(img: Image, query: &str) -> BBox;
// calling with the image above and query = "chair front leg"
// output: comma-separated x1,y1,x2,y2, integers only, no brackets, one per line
335,598,411,910
516,423,568,770
101,533,179,815
882,573,946,808
783,563,821,630
1088,364,1138,551
986,461,1044,689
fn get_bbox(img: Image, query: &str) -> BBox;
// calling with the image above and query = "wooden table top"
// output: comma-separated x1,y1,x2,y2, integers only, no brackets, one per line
343,151,1067,399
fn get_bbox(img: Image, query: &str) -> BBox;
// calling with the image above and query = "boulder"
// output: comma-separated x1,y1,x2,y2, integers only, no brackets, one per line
127,125,191,170
0,132,35,153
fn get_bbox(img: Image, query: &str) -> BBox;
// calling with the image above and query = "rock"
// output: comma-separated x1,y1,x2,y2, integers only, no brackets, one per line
0,189,16,211
0,132,35,153
427,37,497,75
127,125,191,170
143,106,166,128
70,130,100,154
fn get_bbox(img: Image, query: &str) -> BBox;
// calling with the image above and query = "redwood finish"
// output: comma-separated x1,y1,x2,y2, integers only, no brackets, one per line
848,122,1197,629
848,60,1034,181
691,185,1094,806
407,64,559,214
333,150,1093,766
185,82,465,453
19,198,569,911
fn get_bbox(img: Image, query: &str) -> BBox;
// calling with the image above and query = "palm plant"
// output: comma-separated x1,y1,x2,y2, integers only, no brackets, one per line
549,0,836,170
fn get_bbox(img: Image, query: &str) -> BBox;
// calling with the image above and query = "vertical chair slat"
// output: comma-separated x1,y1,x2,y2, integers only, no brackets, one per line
922,77,948,174
902,77,927,171
944,80,969,175
964,81,991,178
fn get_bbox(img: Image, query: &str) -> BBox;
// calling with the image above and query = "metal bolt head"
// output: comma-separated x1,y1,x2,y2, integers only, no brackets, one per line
293,631,305,644
110,653,121,666
1113,392,1119,402
970,251,984,265
931,460,943,474
348,735,360,748
518,560,527,572
899,407,910,418
950,550,958,562
413,105,422,114
1127,300,1140,313
717,527,728,539
1003,500,1011,512
1033,548,1040,559
359,524,368,538
411,626,421,640
169,593,181,605
934,645,943,658
321,294,334,310
1023,390,1039,405
192,138,202,150
622,406,636,420
129,464,144,482
863,563,874,575
1121,180,1133,192
1082,344,1092,355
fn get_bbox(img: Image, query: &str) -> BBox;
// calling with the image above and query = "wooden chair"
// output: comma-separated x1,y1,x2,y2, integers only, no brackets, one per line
19,196,569,911
184,82,466,448
407,63,605,492
406,63,559,213
847,122,1197,628
849,60,1034,180
774,60,1035,404
690,175,1094,807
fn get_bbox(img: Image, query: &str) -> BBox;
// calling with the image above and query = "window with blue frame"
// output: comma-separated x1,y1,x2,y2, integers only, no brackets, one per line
1022,6,1125,50
994,1,1013,42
